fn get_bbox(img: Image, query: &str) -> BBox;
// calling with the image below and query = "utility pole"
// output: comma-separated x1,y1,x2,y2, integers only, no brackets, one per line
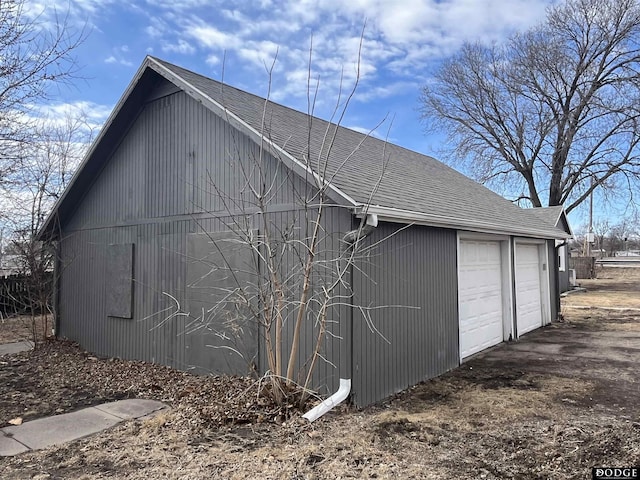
585,175,594,257
586,176,596,278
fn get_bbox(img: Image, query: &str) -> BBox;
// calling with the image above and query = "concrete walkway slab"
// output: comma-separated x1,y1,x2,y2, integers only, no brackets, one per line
0,434,29,456
3,407,122,450
0,399,167,456
0,341,34,356
94,399,166,420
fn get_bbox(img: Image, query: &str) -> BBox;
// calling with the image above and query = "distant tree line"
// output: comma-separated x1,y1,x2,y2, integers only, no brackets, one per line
571,218,640,257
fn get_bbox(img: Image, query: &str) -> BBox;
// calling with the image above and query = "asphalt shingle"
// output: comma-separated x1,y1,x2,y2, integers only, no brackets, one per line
154,58,567,239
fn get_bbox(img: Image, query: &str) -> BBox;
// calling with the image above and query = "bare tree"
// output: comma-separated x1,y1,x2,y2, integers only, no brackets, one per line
0,0,85,186
420,0,640,214
1,113,91,344
606,218,637,255
170,44,394,409
592,219,611,256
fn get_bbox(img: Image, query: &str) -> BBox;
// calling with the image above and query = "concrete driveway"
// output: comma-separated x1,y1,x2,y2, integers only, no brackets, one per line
467,308,640,417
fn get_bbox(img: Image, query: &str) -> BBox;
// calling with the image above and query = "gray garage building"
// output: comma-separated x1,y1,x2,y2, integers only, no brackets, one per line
39,57,570,407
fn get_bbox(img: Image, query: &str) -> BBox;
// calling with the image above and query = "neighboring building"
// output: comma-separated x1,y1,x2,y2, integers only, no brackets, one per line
0,253,22,277
613,250,640,257
39,57,569,407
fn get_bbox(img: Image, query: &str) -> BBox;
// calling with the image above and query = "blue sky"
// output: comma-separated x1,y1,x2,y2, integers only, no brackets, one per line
29,0,611,230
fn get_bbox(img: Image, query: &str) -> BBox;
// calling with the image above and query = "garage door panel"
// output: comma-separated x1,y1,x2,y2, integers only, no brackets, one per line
516,244,543,336
459,240,503,359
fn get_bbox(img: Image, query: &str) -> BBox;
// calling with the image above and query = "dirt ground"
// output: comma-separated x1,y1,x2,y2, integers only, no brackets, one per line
0,315,52,345
1,268,639,479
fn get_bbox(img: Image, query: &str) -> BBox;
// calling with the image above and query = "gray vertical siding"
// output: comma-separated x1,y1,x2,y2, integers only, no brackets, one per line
66,89,308,232
56,80,469,406
57,83,352,392
59,223,188,369
351,222,459,407
59,208,351,384
558,268,570,294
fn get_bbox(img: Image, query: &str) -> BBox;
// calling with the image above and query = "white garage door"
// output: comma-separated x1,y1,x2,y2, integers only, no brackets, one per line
459,240,504,360
515,244,543,336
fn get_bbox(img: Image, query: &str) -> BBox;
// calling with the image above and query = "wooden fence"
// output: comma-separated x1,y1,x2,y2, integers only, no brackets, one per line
0,273,53,316
569,256,596,279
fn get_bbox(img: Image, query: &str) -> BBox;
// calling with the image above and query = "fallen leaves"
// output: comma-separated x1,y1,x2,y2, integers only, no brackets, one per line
0,340,302,431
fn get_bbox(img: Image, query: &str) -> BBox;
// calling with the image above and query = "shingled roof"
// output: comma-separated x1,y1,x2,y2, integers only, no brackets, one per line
522,206,573,237
40,56,569,240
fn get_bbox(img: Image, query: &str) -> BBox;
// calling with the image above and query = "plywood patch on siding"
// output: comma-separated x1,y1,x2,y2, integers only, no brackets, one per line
184,231,258,375
107,243,134,319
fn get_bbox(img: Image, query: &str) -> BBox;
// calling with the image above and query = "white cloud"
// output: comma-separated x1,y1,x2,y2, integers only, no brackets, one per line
104,55,134,67
162,39,196,55
278,0,322,24
93,0,553,117
143,0,212,11
25,0,119,31
353,80,424,102
185,22,242,50
327,0,550,50
145,17,168,38
206,54,220,66
31,101,113,128
237,40,281,68
345,125,385,139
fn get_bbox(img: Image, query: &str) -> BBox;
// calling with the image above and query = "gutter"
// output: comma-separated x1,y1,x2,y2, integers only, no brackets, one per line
358,204,568,240
302,213,378,422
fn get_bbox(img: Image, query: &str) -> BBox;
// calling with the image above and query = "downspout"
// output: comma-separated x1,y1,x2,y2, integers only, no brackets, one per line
554,240,568,319
52,240,61,337
303,212,378,422
511,237,518,339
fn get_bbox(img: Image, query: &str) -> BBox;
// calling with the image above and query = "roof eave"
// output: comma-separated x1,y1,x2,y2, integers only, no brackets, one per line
543,207,574,238
37,56,157,240
358,205,570,240
147,58,358,208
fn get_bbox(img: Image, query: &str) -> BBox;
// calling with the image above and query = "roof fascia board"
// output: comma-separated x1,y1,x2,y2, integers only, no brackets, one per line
147,58,357,208
358,205,570,240
559,210,574,237
38,57,155,239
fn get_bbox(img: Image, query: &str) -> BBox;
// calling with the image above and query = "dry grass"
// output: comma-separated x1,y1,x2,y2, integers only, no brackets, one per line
563,291,640,308
563,267,640,309
562,267,640,332
561,306,640,332
0,314,51,344
374,375,592,429
3,365,618,479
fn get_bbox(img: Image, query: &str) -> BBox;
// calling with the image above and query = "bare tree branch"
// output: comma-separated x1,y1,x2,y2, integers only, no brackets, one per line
421,0,640,213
